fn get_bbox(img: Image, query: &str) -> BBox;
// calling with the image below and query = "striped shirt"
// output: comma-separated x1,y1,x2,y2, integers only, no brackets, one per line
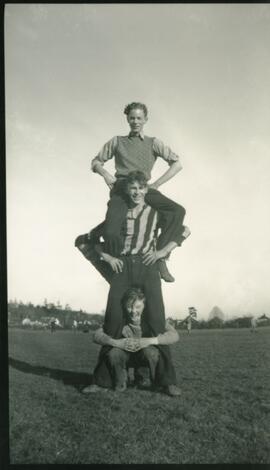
121,202,159,255
91,133,180,181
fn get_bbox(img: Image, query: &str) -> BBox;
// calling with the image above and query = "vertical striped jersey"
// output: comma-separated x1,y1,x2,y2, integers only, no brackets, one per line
121,203,159,255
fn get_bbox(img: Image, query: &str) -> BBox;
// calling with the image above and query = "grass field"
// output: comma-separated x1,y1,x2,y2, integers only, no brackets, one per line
8,327,270,464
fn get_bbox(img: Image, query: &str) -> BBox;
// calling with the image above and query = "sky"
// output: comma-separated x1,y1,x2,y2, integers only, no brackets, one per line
5,3,270,320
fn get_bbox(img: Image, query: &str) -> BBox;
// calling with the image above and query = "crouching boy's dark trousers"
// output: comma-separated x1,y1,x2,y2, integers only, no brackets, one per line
106,346,160,388
103,178,186,256
91,254,177,388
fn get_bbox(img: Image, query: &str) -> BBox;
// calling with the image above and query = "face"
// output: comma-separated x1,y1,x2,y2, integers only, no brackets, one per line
126,181,148,206
126,299,145,326
127,108,147,134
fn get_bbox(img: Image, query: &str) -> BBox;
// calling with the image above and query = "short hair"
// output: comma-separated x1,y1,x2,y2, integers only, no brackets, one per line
124,170,148,191
124,102,148,118
122,287,146,312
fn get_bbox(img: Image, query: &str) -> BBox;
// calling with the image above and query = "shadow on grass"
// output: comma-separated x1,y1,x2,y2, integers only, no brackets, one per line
9,357,93,391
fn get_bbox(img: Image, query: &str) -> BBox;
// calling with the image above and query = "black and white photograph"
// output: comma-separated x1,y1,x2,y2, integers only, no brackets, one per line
4,3,270,465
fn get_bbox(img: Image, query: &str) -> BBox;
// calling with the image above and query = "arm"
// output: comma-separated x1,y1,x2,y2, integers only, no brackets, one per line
91,137,118,189
94,328,142,352
150,160,182,189
134,321,179,349
150,138,183,189
156,321,180,345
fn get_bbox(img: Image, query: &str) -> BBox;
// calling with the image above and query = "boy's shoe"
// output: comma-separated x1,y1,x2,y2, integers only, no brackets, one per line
115,382,127,392
136,377,152,388
163,384,182,397
157,259,175,283
81,384,109,394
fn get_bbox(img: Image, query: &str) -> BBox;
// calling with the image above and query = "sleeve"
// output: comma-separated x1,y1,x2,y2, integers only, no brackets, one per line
152,137,180,166
156,320,179,345
91,136,118,172
93,327,113,346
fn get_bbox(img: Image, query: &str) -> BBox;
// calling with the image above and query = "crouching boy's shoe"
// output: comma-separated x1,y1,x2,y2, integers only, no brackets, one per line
163,384,182,397
115,382,127,392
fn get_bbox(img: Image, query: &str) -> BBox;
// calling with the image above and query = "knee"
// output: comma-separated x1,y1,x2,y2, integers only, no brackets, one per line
108,348,126,366
164,203,185,220
143,346,160,364
76,242,87,253
76,242,95,260
74,234,88,247
174,204,186,218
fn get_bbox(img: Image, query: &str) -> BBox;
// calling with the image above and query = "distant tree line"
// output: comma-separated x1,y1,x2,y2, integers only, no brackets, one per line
172,315,270,330
8,299,103,329
7,300,270,330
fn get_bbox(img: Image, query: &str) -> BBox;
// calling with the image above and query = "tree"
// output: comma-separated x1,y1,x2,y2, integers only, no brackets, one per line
208,306,225,321
207,316,224,329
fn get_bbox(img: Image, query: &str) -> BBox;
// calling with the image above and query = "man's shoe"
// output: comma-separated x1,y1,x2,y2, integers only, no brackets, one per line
81,384,109,394
157,259,175,283
164,384,182,397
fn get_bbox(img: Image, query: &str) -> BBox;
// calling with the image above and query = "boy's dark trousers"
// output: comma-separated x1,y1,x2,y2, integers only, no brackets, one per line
103,178,186,256
107,346,160,389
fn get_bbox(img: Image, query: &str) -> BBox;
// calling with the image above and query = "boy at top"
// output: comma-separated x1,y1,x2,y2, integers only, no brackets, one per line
90,102,190,282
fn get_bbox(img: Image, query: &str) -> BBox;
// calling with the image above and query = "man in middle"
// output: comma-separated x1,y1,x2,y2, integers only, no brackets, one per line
75,170,183,395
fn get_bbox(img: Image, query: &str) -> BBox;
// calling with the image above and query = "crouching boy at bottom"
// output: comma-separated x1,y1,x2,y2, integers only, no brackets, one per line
82,287,180,395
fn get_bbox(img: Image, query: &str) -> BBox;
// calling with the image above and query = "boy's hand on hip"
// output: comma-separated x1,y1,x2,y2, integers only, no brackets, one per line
142,249,165,265
104,255,123,273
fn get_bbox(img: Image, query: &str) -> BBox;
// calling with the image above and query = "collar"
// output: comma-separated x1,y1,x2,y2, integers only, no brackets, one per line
128,131,144,140
127,202,146,218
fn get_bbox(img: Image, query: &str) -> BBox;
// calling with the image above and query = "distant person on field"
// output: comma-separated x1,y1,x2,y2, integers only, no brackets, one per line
179,307,197,334
89,101,190,282
250,314,269,333
82,287,179,394
50,319,56,333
